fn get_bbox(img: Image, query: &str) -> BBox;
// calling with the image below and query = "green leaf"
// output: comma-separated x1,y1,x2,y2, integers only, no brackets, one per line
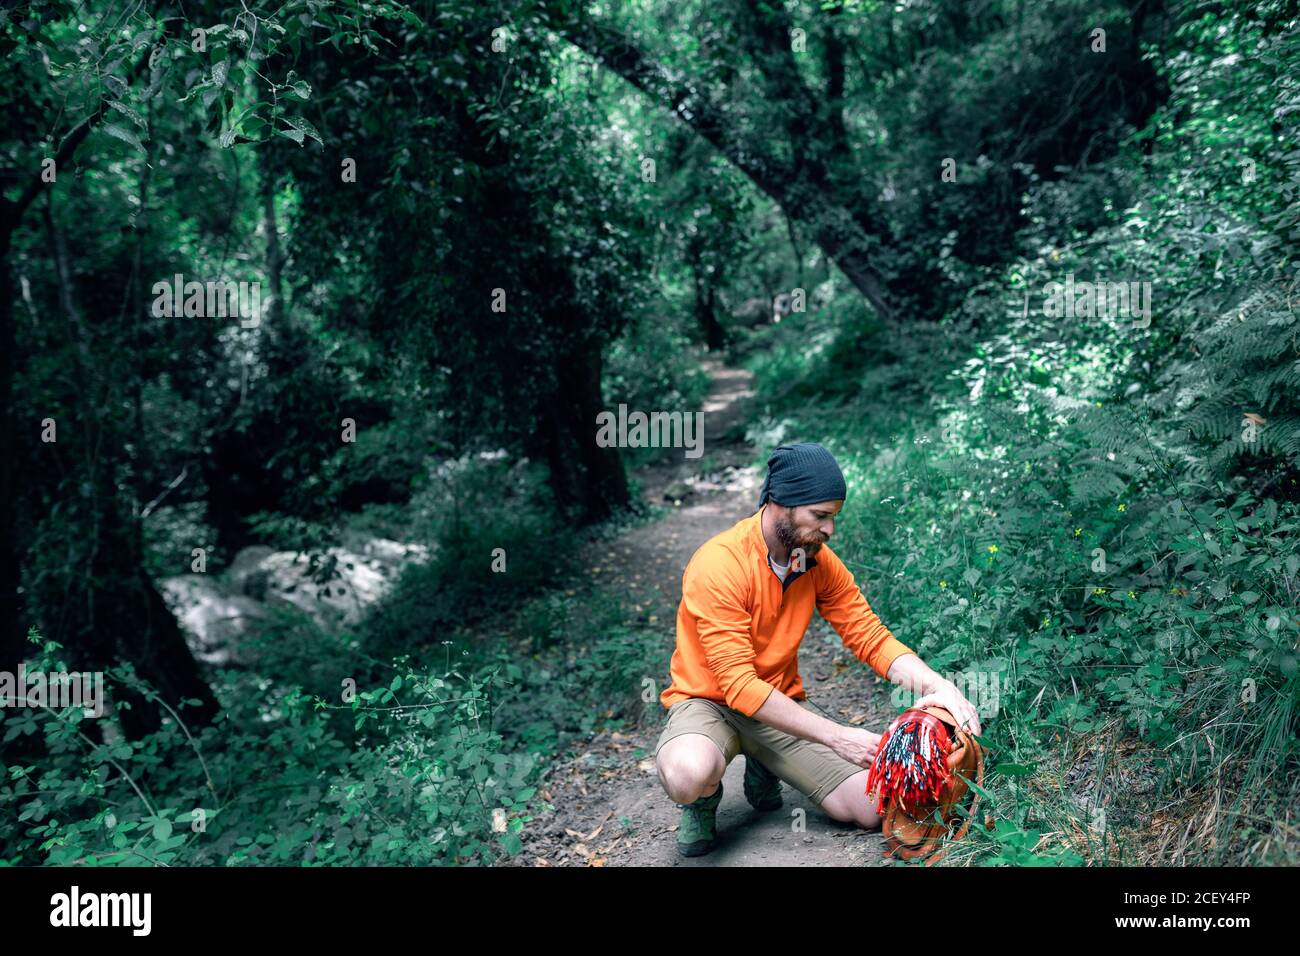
995,762,1037,777
108,100,146,129
151,817,173,841
957,772,994,802
103,124,146,153
281,115,323,146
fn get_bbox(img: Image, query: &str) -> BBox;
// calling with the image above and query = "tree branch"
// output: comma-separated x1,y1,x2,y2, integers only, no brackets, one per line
12,14,179,223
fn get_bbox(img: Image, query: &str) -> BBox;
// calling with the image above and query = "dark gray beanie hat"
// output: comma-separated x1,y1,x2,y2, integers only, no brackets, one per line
758,442,847,508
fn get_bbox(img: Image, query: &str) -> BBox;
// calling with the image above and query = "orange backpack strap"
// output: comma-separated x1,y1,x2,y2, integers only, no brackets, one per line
921,724,984,867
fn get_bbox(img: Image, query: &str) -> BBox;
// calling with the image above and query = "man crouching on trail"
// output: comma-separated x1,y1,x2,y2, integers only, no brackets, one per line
654,441,981,857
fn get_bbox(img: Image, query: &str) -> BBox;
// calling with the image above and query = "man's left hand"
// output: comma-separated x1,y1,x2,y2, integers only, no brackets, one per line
913,680,982,736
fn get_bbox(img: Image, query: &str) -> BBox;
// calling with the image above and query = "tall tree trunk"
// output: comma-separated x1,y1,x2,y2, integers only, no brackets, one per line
0,207,59,765
261,150,284,332
690,243,726,350
448,55,633,525
536,339,630,526
200,148,293,554
697,282,725,352
0,206,22,669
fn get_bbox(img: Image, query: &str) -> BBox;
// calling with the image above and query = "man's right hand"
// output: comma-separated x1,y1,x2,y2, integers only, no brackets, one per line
828,726,881,769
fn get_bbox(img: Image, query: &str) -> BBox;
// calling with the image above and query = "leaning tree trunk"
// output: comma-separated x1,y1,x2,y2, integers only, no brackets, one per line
91,553,222,739
549,7,897,322
43,187,221,738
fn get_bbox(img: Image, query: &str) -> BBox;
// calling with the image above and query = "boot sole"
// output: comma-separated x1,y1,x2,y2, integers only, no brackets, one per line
677,839,716,857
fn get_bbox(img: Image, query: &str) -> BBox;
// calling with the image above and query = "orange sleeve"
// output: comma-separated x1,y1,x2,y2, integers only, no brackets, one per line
815,547,914,680
681,556,775,717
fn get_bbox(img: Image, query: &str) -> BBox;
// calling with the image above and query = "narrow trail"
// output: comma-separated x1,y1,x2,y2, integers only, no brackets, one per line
515,360,896,867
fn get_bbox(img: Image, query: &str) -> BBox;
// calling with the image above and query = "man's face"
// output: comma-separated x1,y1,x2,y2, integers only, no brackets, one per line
773,500,843,560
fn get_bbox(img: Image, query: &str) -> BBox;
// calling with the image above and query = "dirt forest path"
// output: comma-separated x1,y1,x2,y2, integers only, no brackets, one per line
515,360,894,867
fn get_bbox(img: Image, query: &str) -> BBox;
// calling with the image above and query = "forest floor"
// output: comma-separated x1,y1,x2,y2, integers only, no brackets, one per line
508,359,899,867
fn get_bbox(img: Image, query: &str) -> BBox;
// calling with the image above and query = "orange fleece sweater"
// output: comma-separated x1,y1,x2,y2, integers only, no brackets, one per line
660,506,914,717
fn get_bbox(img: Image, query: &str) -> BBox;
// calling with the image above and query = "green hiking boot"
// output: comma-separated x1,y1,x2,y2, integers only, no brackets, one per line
675,781,724,857
743,755,783,811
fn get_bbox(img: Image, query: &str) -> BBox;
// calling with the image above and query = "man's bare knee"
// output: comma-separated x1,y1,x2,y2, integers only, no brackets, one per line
656,734,726,804
820,772,882,829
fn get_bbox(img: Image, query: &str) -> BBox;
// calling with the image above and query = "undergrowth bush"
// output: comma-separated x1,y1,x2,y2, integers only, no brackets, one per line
0,628,539,866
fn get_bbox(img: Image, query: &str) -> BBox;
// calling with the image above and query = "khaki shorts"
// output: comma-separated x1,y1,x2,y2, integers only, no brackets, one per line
653,697,866,808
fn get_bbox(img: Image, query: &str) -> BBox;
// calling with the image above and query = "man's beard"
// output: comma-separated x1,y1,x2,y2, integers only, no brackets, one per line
774,511,827,560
